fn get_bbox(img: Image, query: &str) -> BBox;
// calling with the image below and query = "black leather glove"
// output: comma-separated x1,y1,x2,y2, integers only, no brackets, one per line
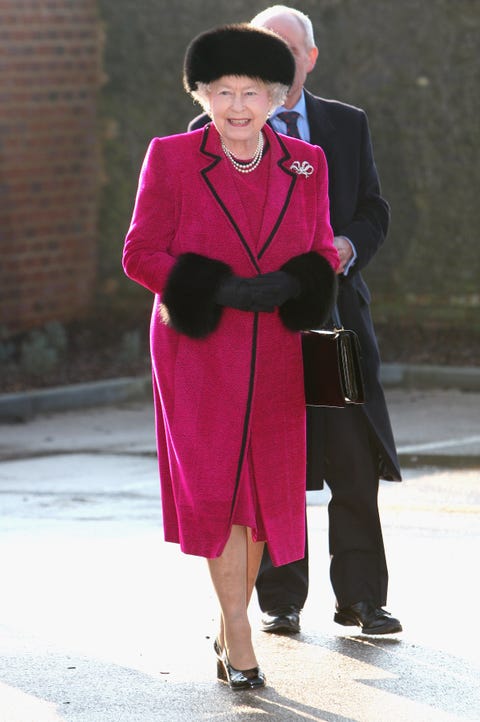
215,271,300,312
253,271,301,308
214,276,263,311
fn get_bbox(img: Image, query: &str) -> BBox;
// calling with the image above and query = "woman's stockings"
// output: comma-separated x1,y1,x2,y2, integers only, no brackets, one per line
207,524,265,670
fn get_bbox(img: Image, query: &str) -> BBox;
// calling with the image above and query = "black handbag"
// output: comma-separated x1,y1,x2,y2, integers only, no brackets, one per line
301,307,365,408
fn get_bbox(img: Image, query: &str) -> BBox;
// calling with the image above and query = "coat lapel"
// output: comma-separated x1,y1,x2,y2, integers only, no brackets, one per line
257,125,297,260
199,125,259,269
199,124,297,267
304,91,340,213
305,90,336,149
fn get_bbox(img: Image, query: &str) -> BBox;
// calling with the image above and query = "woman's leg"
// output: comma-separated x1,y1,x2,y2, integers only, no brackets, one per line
208,524,264,670
246,528,265,607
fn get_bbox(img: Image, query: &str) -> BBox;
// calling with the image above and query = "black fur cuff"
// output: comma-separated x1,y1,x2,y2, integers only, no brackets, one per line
278,252,338,331
161,252,232,338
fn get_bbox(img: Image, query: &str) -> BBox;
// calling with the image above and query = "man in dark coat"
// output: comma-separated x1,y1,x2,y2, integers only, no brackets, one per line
188,4,402,636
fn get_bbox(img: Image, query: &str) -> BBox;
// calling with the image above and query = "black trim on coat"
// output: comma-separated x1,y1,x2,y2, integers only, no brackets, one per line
279,251,338,331
200,125,261,272
258,133,297,259
229,312,258,522
202,169,261,272
161,252,232,338
199,125,301,269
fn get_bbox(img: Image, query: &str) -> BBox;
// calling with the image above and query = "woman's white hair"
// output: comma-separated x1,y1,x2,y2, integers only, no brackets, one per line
191,80,289,114
250,4,316,50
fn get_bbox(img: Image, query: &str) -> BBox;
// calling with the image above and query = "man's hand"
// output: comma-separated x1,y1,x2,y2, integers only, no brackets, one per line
334,236,354,275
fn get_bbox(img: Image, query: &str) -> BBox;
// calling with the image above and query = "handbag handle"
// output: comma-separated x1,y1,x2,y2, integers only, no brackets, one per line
331,304,343,330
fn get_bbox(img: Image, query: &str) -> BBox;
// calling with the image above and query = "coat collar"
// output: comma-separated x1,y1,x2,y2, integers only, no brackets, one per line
304,89,336,145
198,121,294,174
198,123,298,268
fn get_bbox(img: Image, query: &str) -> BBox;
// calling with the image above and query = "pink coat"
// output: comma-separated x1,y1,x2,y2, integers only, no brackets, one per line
123,123,339,565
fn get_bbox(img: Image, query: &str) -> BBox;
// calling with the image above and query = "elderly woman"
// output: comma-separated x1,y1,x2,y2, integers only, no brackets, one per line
123,24,339,690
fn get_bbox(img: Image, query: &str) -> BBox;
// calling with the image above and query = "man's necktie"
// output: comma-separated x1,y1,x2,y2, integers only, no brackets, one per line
277,110,301,139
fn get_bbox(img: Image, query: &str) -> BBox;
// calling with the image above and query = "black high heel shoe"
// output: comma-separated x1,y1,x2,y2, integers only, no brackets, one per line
214,638,266,690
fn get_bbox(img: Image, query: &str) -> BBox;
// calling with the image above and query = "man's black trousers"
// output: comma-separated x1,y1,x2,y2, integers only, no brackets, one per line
256,405,388,611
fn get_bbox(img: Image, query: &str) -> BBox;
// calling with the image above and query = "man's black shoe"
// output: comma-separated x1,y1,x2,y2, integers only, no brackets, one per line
261,606,301,634
334,601,402,635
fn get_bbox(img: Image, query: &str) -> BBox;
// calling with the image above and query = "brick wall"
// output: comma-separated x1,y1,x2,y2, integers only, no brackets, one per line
0,0,101,335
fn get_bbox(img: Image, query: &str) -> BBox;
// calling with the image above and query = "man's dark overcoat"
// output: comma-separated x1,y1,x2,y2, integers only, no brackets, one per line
301,90,401,484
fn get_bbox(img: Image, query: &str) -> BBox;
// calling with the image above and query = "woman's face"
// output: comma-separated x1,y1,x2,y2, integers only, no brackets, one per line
208,75,271,152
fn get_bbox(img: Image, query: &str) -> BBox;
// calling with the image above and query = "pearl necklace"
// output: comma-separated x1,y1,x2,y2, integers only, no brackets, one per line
221,132,264,173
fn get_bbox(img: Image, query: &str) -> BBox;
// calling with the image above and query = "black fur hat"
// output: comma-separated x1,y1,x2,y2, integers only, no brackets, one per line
183,23,295,93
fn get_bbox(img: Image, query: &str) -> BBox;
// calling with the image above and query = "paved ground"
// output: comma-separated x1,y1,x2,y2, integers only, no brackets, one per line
0,388,479,721
1,386,479,465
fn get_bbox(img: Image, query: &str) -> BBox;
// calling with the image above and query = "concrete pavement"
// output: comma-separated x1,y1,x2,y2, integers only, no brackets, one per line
1,361,480,423
1,385,479,467
0,379,479,721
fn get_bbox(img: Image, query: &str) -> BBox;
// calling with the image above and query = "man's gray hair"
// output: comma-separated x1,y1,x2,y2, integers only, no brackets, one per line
250,5,316,50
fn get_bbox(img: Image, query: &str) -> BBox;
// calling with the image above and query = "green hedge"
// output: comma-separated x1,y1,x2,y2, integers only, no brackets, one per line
97,0,480,329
